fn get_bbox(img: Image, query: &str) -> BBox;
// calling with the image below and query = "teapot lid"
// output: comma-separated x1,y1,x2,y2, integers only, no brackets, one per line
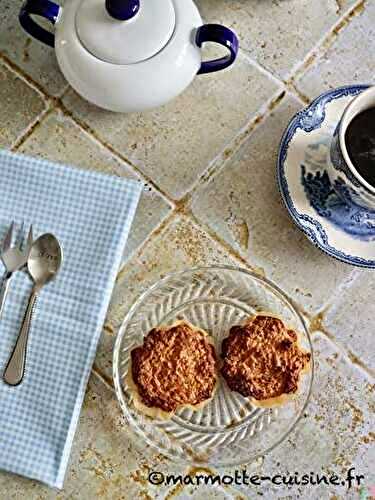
76,0,176,65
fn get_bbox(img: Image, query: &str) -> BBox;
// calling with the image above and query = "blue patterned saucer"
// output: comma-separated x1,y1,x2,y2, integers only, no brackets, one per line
277,85,375,268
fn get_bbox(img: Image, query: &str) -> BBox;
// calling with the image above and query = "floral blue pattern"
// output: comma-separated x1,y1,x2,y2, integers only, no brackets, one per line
277,84,375,268
301,166,375,241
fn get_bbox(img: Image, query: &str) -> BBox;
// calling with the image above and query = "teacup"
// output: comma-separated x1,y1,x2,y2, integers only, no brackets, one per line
330,86,375,209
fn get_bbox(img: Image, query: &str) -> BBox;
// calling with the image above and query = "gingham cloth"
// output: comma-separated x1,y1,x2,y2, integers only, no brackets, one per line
0,149,141,488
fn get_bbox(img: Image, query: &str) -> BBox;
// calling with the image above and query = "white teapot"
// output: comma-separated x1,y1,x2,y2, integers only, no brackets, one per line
19,0,239,112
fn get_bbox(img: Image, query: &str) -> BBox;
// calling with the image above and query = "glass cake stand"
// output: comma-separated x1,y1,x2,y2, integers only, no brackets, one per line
113,266,314,467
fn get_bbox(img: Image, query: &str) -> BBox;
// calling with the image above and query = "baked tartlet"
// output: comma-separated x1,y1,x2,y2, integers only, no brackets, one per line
129,321,217,419
221,314,311,407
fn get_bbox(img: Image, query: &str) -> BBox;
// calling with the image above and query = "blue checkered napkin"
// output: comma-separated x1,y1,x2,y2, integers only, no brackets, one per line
0,149,141,488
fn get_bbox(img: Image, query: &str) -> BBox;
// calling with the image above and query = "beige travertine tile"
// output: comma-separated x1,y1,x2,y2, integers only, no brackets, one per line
94,214,241,381
62,54,281,199
195,0,357,80
191,94,357,314
296,1,375,100
0,472,58,500
19,109,172,262
0,60,46,148
322,270,375,372
227,333,374,498
0,0,67,96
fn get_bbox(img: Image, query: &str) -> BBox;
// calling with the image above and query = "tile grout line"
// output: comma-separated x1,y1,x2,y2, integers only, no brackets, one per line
321,267,362,308
176,88,288,209
286,83,311,106
239,49,286,88
184,208,314,322
11,96,175,217
0,52,52,101
241,50,312,106
235,48,312,114
238,0,365,96
54,83,290,211
242,53,311,105
11,105,55,151
288,0,366,86
55,100,176,208
116,209,177,275
115,209,185,283
184,209,256,268
92,365,115,391
317,328,375,380
0,55,64,150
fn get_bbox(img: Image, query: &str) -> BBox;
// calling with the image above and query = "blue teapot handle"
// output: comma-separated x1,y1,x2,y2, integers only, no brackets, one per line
19,0,60,48
196,24,239,75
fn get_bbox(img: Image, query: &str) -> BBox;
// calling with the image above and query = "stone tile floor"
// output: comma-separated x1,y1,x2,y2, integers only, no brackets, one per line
0,0,374,498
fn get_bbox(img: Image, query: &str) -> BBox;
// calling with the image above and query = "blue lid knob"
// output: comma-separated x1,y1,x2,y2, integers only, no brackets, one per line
105,0,140,20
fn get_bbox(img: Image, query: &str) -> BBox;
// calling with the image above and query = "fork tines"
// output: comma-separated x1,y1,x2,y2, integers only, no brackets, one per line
2,221,14,253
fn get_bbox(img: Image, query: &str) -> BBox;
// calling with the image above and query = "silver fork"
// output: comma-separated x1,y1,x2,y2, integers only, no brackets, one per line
0,222,33,320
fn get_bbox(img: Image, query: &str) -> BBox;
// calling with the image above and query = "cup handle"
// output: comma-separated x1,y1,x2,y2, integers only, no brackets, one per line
196,24,239,75
19,0,61,48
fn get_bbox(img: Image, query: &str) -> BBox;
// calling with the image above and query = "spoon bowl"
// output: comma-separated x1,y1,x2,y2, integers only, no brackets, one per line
28,233,63,288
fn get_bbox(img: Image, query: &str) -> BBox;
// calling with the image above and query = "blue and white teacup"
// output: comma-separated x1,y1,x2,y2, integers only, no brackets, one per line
330,86,375,209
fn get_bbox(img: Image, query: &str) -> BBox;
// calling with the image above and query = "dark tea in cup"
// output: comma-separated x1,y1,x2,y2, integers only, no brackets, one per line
330,86,375,209
345,107,375,187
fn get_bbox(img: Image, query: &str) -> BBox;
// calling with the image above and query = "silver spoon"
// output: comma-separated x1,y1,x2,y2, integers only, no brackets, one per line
3,233,63,386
